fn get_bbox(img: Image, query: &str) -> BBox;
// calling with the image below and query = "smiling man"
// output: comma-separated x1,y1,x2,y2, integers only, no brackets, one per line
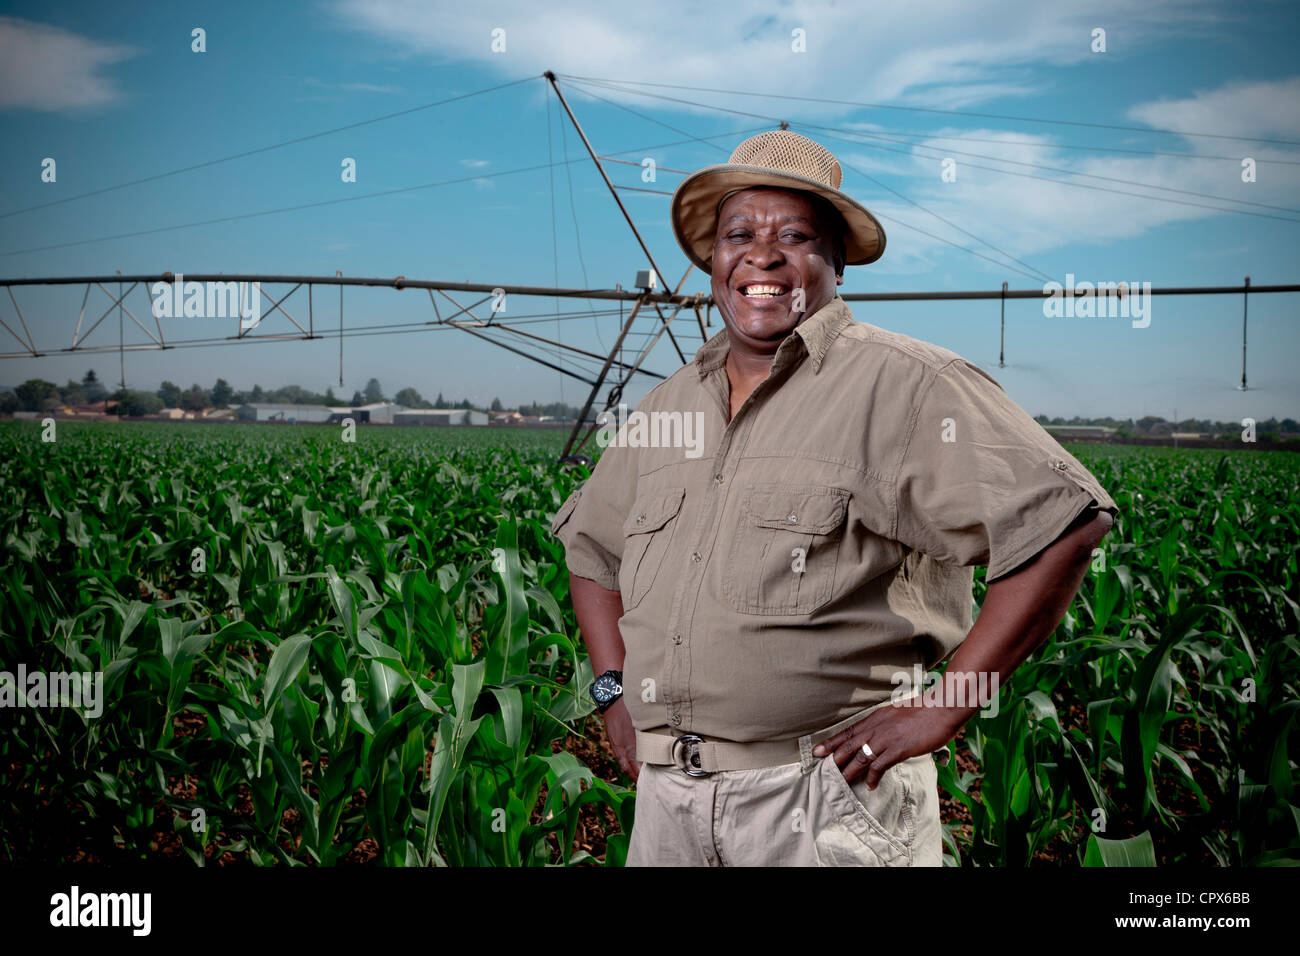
550,130,1117,866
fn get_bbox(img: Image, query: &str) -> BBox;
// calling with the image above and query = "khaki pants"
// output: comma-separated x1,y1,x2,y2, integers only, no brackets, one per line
625,750,944,866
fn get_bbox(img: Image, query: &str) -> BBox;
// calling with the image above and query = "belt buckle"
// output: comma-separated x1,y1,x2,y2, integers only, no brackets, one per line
672,734,711,777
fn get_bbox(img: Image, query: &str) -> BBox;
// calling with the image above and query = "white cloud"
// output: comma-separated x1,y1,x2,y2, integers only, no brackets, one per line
816,120,1300,277
323,0,1294,277
326,0,1224,114
0,17,135,111
1127,76,1300,142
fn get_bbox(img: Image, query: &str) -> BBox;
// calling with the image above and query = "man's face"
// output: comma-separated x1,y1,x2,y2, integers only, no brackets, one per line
710,187,843,351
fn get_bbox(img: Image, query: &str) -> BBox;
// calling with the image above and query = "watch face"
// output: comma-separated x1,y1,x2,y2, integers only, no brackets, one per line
593,674,620,702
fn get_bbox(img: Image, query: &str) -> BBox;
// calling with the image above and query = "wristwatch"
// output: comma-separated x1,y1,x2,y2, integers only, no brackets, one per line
589,669,624,713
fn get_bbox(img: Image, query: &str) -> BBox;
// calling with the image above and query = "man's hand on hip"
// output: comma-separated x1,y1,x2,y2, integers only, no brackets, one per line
813,508,1113,790
813,702,966,789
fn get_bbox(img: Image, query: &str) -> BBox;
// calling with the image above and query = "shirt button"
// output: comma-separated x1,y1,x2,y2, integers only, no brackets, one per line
787,512,798,524
670,714,682,725
692,551,702,562
673,633,682,644
1054,460,1068,471
635,513,646,524
714,472,724,484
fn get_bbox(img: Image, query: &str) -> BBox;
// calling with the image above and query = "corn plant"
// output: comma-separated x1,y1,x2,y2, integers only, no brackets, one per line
0,422,629,865
1,424,1295,866
942,446,1299,866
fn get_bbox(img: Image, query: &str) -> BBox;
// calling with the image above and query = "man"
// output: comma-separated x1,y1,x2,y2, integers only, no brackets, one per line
550,130,1117,866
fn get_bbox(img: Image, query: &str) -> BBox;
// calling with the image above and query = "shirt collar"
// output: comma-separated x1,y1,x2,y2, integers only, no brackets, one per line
694,294,854,378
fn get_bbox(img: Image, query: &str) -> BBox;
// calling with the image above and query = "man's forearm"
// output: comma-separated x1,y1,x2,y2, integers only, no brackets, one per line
935,509,1115,721
569,572,642,780
568,573,626,675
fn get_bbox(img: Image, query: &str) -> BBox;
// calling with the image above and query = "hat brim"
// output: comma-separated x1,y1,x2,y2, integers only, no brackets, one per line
671,164,886,276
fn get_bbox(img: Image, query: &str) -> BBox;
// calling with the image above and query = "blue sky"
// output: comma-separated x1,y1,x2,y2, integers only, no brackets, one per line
1,0,1297,421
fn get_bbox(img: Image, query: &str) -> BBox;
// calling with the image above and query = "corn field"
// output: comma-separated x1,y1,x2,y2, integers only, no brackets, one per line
1,422,1296,866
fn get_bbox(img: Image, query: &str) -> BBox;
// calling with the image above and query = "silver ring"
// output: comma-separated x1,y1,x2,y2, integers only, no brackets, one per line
860,742,875,759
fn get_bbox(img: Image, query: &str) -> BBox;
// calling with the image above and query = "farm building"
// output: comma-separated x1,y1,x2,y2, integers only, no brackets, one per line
327,402,405,424
1043,425,1116,440
236,402,334,423
393,408,488,426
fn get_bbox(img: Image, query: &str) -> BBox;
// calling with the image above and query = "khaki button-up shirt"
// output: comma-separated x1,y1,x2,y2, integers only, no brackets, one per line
550,295,1117,743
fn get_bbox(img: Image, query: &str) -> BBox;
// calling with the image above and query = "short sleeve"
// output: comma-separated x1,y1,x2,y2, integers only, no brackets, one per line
548,441,637,591
894,360,1118,582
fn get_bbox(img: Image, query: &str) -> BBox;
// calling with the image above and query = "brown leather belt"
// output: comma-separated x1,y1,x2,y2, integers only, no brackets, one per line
634,694,953,776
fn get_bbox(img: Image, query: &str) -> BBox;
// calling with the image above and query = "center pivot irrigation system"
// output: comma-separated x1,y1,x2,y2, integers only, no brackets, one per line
2,72,1298,460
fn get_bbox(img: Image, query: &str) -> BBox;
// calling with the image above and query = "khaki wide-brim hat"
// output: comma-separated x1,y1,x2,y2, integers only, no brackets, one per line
671,129,886,275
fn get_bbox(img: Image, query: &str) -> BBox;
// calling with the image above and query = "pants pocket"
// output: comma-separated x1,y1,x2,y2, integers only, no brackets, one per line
814,755,914,865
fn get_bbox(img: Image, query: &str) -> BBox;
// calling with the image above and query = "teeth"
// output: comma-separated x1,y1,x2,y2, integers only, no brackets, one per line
742,285,787,297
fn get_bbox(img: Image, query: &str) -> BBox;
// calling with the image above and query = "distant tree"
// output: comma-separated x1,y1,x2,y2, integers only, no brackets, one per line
364,378,384,404
82,369,107,402
350,390,364,406
61,380,88,406
325,386,337,404
112,389,164,417
0,392,18,414
211,378,233,408
394,387,425,408
135,391,164,417
181,384,207,412
266,384,327,405
490,396,502,411
250,384,265,402
15,379,59,412
157,380,183,408
435,391,446,408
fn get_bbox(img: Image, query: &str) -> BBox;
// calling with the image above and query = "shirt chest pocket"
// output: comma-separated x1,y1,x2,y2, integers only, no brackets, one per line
619,486,686,610
724,484,850,615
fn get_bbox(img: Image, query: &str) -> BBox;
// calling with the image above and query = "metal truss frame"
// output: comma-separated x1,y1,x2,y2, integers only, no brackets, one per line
2,70,1298,459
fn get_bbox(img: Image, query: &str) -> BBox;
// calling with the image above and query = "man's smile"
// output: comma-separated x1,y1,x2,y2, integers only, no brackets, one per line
732,279,799,317
737,281,792,299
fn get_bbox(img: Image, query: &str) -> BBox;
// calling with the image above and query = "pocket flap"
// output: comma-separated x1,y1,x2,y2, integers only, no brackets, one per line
748,487,849,533
623,486,686,536
549,489,582,535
